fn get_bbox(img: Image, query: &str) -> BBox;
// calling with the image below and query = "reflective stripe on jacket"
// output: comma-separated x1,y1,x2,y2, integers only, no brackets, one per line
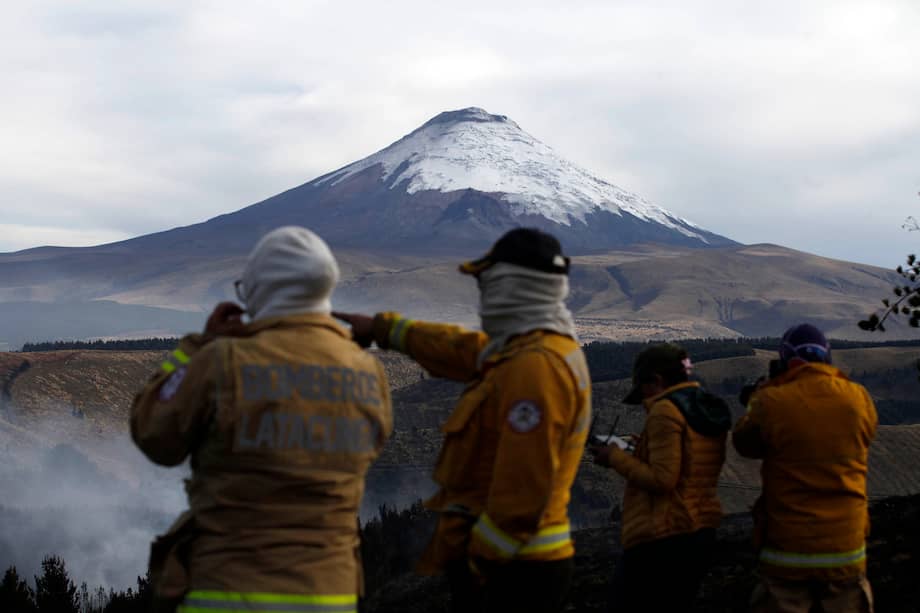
606,382,728,550
759,545,867,570
472,514,572,558
372,312,591,571
178,590,357,613
732,362,877,581
131,314,393,602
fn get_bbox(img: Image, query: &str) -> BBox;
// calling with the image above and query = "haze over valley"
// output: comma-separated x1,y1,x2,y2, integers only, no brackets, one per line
4,342,920,591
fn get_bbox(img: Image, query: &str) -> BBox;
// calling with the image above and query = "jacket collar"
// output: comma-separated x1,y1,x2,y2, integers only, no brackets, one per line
241,312,351,339
480,330,551,369
642,381,700,411
770,361,848,387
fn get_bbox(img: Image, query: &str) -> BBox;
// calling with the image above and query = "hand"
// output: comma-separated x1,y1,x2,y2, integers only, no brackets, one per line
333,311,374,348
591,444,615,467
204,302,247,337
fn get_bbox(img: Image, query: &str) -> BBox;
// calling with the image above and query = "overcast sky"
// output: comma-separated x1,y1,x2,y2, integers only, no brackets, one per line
2,1,918,266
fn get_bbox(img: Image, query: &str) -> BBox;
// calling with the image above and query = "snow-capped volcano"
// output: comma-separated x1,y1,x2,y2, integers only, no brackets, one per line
130,106,734,254
316,107,705,241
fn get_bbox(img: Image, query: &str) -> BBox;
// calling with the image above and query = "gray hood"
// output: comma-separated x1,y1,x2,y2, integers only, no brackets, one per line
240,226,340,321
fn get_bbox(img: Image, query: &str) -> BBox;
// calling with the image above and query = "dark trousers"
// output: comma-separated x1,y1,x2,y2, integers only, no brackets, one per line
609,528,716,612
447,557,574,613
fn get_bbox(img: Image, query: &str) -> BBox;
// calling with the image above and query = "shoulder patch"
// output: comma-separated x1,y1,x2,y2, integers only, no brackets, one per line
158,367,188,402
507,400,542,433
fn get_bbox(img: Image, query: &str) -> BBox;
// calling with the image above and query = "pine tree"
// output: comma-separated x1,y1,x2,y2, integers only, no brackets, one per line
94,587,107,613
79,583,90,613
1,565,38,613
78,581,105,613
33,556,79,613
102,574,151,613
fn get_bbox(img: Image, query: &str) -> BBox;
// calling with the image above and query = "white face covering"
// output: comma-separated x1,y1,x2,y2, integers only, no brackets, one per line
240,226,340,321
476,262,578,367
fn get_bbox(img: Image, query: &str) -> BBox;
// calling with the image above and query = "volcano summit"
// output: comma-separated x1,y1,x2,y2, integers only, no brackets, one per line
215,107,734,253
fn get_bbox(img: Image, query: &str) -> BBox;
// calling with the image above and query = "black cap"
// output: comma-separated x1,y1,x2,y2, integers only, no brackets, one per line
622,344,689,404
459,228,570,276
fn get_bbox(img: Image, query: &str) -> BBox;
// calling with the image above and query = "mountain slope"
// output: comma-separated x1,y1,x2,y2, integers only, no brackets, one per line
0,107,900,345
148,107,733,254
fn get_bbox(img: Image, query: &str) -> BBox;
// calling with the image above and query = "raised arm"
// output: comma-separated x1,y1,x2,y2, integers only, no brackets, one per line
130,335,220,466
335,311,488,382
131,303,243,466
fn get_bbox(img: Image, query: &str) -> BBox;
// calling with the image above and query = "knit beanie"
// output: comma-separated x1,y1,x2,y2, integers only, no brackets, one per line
779,323,831,365
240,226,340,321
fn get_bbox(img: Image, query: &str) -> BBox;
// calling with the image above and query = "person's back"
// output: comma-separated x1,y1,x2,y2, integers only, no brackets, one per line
131,226,393,612
184,316,390,595
749,362,874,565
733,324,877,612
337,228,590,613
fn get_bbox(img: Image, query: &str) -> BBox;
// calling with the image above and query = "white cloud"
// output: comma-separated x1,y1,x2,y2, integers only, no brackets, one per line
0,0,918,266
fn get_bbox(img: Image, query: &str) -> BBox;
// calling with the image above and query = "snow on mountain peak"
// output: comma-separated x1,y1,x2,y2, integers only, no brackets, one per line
316,108,705,241
421,107,513,128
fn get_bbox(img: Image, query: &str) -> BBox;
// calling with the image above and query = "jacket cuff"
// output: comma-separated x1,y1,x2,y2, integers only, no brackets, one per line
373,312,414,352
159,334,207,374
470,513,522,559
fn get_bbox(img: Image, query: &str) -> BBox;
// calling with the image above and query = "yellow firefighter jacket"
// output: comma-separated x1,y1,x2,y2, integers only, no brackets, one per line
371,312,591,572
606,382,728,550
131,313,392,613
733,362,877,581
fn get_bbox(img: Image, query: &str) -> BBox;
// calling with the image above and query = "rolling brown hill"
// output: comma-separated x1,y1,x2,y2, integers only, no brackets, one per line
0,242,907,351
3,346,919,521
1,344,919,599
0,349,422,481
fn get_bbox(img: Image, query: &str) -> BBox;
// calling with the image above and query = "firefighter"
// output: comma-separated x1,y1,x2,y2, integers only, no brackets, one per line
592,344,731,611
336,228,591,613
733,323,877,613
131,226,392,613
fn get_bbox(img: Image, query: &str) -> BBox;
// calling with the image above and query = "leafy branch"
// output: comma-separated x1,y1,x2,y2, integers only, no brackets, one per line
860,195,920,381
858,253,920,332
